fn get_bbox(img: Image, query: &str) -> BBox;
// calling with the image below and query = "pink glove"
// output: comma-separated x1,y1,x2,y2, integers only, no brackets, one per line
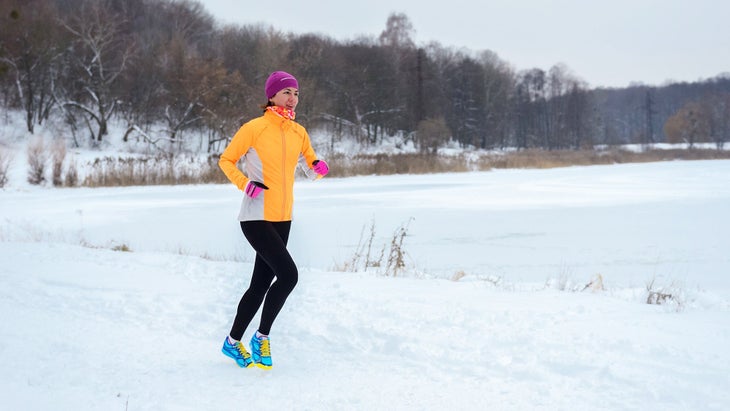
244,181,268,198
313,160,329,176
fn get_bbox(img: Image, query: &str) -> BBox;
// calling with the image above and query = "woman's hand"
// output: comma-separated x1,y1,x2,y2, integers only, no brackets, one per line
245,181,268,198
312,160,329,177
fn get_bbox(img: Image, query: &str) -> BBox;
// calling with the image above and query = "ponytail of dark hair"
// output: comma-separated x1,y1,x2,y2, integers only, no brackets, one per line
260,101,274,113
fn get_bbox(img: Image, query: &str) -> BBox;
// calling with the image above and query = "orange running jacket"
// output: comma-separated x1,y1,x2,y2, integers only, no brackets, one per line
219,110,320,222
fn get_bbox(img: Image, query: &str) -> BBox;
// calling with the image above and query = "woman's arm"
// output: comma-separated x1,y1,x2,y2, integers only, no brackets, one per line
219,126,252,190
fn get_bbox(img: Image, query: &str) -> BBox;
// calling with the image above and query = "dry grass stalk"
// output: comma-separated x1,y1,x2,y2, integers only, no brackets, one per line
0,146,11,188
27,138,47,185
451,270,466,281
51,139,67,187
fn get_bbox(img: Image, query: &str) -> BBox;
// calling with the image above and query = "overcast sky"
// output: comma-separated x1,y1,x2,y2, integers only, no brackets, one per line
200,0,729,89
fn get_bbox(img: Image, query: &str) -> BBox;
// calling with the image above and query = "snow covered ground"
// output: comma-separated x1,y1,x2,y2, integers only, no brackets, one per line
1,159,730,410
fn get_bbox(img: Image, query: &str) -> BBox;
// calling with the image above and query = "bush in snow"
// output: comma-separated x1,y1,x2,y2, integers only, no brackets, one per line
646,278,684,310
385,218,413,277
51,139,67,187
27,138,48,185
64,158,79,187
0,146,11,188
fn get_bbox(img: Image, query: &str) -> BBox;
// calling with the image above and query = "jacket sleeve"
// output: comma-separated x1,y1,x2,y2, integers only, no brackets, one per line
299,129,322,180
300,129,319,168
298,154,318,180
219,125,252,191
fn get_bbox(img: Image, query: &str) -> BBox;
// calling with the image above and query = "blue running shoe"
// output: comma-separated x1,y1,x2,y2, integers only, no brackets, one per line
250,333,272,369
222,337,253,368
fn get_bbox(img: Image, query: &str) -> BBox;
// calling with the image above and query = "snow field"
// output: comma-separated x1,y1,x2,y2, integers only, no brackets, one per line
1,159,730,410
2,242,728,410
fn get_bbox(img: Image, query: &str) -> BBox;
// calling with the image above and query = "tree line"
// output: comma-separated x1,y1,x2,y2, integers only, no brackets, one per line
2,0,729,153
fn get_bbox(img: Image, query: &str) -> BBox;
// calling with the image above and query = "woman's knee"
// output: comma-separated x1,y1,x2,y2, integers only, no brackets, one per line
280,265,298,291
284,266,299,290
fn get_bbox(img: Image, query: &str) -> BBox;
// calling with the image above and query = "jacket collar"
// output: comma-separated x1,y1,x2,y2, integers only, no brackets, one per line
264,109,293,129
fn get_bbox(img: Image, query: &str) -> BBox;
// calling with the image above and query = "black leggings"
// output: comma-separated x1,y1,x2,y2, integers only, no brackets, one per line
229,220,298,339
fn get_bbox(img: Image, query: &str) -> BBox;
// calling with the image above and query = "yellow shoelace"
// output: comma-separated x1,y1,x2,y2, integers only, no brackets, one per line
236,342,251,358
260,339,271,357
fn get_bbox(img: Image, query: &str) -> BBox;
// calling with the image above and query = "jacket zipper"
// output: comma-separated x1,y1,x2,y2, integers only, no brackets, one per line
280,122,287,218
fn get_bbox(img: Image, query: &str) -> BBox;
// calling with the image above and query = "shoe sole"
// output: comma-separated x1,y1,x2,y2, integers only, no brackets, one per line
251,353,272,370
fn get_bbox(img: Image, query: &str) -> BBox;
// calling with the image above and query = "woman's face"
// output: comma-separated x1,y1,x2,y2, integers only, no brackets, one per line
270,87,299,110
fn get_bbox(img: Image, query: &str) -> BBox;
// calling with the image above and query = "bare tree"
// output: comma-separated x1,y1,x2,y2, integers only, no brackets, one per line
478,50,514,149
564,82,592,149
379,13,421,133
0,0,63,133
416,117,451,153
642,88,657,146
664,101,711,148
288,34,337,125
702,92,730,149
59,0,135,143
514,68,549,149
159,40,238,150
378,13,416,49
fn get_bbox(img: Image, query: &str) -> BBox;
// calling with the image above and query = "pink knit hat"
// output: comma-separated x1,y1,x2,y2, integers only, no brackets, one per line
265,71,299,99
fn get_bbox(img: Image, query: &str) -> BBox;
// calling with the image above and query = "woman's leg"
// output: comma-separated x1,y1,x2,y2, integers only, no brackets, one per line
228,221,298,339
255,221,297,334
228,251,275,341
